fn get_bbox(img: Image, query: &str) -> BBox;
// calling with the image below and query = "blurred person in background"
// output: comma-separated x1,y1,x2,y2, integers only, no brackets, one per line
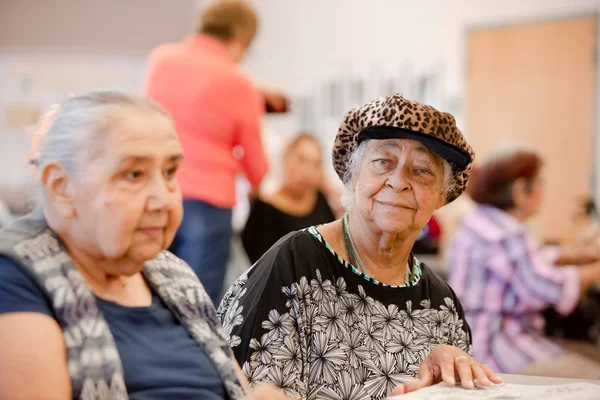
412,214,443,255
0,92,292,400
574,196,600,246
144,0,285,305
241,133,336,264
448,145,600,378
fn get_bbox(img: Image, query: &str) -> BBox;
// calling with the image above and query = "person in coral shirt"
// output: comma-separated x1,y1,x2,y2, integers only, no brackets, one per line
144,0,276,305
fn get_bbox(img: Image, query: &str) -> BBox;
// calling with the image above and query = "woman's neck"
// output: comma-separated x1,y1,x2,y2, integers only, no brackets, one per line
64,241,150,306
347,211,415,285
44,208,149,305
506,207,529,223
278,183,313,201
65,243,134,287
268,185,318,217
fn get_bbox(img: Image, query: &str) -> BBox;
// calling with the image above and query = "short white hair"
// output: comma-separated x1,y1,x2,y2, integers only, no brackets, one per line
340,139,455,210
35,91,171,204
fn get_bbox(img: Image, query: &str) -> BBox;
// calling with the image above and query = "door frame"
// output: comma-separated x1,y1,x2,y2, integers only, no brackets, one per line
463,12,600,217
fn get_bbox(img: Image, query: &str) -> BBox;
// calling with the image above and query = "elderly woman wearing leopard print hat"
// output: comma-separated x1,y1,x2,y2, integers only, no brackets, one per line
219,94,502,399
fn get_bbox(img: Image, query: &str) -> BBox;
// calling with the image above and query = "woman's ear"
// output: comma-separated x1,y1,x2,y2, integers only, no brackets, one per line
41,163,75,218
511,178,528,208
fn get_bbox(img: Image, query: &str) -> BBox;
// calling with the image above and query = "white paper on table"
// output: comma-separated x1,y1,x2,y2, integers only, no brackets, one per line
386,382,600,400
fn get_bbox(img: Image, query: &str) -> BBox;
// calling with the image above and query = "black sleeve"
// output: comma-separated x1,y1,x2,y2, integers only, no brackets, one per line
423,265,473,355
219,232,317,396
448,283,473,355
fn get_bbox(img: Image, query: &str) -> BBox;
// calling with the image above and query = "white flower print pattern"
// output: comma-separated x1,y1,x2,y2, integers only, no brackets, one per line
339,330,371,369
319,370,369,400
261,309,294,342
363,353,413,399
314,301,347,340
223,270,471,400
309,332,347,385
372,303,404,341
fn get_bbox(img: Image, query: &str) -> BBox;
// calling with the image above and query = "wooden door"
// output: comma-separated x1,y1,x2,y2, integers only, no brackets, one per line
466,15,597,243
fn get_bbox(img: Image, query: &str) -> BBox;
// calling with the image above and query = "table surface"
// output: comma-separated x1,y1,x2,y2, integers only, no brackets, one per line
499,373,600,386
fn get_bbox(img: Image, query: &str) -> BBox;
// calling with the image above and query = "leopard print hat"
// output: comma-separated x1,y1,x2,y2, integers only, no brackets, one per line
332,93,474,204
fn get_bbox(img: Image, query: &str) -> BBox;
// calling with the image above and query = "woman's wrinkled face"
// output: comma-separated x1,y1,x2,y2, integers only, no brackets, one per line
353,139,446,238
71,111,183,264
284,138,323,192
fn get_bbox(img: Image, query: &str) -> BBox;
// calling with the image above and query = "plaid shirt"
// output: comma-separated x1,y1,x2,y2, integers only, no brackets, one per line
448,205,580,373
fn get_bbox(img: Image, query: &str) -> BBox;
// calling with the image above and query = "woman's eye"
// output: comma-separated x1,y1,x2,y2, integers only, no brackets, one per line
126,170,143,180
375,159,391,166
416,168,432,175
164,167,177,178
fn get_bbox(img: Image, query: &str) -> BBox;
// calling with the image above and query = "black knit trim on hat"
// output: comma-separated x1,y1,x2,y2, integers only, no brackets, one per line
357,126,472,169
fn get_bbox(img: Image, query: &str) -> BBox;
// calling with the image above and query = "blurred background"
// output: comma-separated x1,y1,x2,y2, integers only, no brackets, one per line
1,0,600,279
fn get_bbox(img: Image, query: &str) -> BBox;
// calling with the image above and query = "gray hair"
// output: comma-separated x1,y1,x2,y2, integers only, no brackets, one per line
37,91,170,175
33,91,171,205
340,139,456,210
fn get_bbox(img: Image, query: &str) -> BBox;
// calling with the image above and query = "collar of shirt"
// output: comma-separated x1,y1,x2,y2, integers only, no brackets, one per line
185,34,233,62
464,204,525,242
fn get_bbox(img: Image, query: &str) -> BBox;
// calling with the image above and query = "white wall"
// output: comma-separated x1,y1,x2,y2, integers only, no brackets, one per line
246,0,600,104
3,0,600,209
0,0,196,52
243,0,600,201
0,0,197,211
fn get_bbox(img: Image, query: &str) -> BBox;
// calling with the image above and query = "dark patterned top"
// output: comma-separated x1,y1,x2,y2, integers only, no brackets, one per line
218,228,472,400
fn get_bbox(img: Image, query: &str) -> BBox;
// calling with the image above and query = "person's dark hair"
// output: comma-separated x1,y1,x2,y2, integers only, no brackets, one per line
467,147,543,210
198,0,258,46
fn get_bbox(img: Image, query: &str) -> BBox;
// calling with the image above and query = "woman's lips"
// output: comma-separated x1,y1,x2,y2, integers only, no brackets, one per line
376,200,415,210
137,227,164,238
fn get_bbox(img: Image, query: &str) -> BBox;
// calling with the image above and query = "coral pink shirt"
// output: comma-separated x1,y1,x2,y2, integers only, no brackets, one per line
144,35,267,208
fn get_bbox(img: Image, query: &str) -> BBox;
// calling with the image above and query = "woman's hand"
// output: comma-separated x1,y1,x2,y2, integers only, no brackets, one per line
390,345,502,395
241,385,296,400
554,244,600,266
255,83,288,113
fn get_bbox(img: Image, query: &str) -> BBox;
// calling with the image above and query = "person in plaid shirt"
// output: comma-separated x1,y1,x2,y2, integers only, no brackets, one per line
449,145,600,378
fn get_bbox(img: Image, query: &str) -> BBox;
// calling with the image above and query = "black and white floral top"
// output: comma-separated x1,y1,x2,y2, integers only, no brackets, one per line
218,228,472,400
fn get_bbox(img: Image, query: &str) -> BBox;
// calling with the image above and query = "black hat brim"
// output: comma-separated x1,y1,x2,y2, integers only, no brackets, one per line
358,126,472,169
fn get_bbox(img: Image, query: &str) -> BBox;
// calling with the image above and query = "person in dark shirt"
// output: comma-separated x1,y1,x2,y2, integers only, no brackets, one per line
219,94,502,399
242,134,335,263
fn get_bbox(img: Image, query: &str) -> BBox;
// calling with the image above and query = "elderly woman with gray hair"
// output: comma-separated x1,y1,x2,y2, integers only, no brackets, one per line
219,94,502,399
0,92,291,400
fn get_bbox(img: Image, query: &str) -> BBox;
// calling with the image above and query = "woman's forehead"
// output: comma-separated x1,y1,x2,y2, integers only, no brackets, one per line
94,113,182,162
295,138,321,156
369,139,441,161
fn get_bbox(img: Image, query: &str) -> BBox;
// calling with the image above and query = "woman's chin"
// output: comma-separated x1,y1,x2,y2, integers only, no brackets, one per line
371,217,425,237
128,243,164,263
374,221,414,236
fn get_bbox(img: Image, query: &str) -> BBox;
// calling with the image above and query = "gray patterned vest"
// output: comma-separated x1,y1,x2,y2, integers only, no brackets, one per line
0,212,247,400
